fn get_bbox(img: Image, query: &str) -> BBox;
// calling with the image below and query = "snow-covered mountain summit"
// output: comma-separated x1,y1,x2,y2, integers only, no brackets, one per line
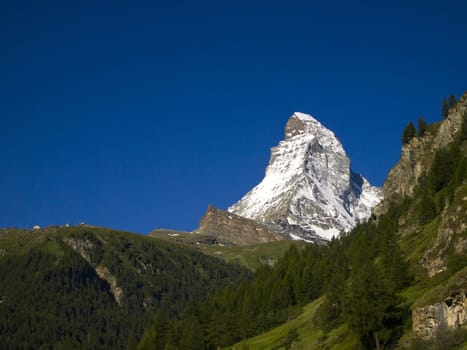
228,112,382,241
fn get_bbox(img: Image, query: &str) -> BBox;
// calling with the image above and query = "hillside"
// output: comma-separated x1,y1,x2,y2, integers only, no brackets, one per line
151,227,307,271
0,226,251,349
228,297,359,350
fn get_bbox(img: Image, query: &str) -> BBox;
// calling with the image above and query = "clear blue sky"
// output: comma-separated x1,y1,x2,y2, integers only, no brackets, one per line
2,0,466,233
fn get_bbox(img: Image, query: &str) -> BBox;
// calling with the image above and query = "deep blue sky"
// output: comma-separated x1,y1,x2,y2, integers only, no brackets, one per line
2,1,466,233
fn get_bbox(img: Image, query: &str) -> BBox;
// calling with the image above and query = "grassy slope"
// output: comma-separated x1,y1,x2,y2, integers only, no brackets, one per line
199,240,308,271
227,298,359,350
151,230,308,271
225,180,467,349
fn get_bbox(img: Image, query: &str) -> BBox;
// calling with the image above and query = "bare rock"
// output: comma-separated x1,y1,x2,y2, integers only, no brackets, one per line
63,238,94,263
380,92,467,212
196,205,286,246
95,265,124,305
413,292,467,339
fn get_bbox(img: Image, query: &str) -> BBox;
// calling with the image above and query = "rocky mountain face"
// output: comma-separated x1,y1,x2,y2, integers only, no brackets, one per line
381,94,467,209
380,94,467,277
228,112,382,241
196,205,286,246
413,291,467,339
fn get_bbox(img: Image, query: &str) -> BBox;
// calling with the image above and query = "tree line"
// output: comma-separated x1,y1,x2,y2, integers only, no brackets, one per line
138,204,413,350
402,94,458,145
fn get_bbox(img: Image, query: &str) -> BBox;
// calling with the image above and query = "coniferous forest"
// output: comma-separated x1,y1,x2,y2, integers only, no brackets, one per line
0,228,251,349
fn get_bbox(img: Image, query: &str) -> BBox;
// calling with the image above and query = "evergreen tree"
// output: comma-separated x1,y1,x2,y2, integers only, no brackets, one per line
417,117,428,137
442,98,449,119
430,147,457,192
418,190,437,224
136,329,158,350
345,253,404,350
379,225,411,291
402,122,416,144
448,94,457,109
460,111,467,141
149,310,171,350
178,314,205,350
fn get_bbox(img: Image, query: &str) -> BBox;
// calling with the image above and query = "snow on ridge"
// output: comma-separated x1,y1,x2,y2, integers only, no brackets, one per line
229,112,383,241
293,112,316,122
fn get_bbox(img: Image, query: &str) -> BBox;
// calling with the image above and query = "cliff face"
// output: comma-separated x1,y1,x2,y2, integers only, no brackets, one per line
379,93,467,276
381,93,467,209
196,205,286,246
381,93,467,340
381,136,432,206
420,192,467,277
413,292,467,339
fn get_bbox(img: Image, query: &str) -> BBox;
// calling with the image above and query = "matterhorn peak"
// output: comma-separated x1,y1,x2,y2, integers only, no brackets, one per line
228,112,382,241
285,112,326,139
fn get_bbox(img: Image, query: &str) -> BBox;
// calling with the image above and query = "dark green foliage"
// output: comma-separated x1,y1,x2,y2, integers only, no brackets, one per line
0,228,251,349
460,111,467,141
0,248,124,349
418,117,428,137
447,253,467,274
343,222,408,350
403,327,467,350
418,190,437,224
138,242,331,349
430,147,457,192
428,114,467,196
442,94,458,118
345,258,390,349
280,328,299,350
442,98,449,118
312,297,341,332
139,204,415,349
448,94,457,110
402,121,417,144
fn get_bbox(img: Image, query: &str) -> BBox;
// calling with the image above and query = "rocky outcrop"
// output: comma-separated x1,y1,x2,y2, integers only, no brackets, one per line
63,237,95,263
380,93,467,210
420,193,467,277
434,96,467,149
413,292,467,339
381,136,433,207
377,92,467,277
95,265,124,305
196,205,286,246
64,237,124,305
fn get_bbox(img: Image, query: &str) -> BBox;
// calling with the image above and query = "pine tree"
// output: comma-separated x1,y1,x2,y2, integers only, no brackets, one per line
448,94,457,109
442,98,449,119
345,254,403,350
418,117,428,137
401,122,416,144
418,191,437,224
